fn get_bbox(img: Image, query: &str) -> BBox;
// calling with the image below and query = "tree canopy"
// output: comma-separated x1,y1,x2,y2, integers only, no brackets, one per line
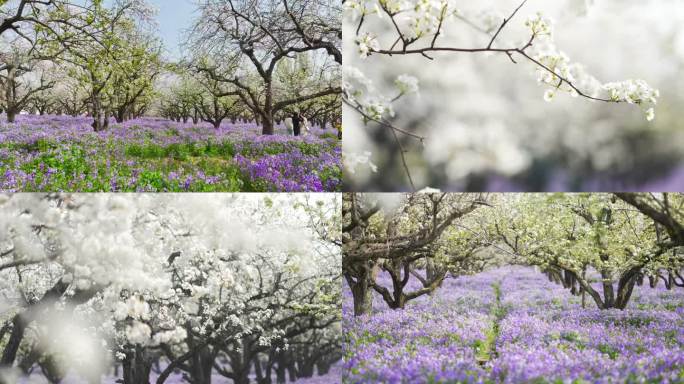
344,193,684,316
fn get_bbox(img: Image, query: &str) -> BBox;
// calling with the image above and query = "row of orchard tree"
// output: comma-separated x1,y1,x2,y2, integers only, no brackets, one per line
0,0,341,134
0,194,341,384
343,193,684,316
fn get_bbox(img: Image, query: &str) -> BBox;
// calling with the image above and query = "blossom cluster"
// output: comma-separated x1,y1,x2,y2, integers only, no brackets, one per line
525,15,660,121
603,80,660,121
345,0,456,41
347,1,661,125
343,151,378,174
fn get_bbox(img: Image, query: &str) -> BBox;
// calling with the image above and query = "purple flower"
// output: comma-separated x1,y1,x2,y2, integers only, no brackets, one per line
344,266,684,383
0,114,340,192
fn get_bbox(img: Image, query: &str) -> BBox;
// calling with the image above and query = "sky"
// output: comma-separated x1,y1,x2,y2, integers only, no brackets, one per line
91,0,196,59
148,0,197,59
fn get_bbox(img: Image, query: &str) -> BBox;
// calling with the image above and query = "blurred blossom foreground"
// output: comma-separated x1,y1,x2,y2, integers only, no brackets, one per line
343,0,684,191
343,267,684,383
0,115,341,192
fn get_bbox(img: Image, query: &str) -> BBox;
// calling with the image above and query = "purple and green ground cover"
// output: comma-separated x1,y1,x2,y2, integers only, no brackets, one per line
0,115,341,192
343,266,684,383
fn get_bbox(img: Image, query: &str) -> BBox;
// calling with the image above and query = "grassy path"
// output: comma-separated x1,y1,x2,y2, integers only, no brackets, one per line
475,282,508,366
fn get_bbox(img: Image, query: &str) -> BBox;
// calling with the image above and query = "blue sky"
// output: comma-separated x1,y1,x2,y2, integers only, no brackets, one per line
148,0,197,59
94,0,196,59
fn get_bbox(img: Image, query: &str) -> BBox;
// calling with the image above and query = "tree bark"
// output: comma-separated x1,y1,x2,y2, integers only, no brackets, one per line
601,270,615,308
186,325,213,384
317,360,331,375
614,266,641,309
0,314,26,368
287,364,296,382
261,82,274,135
91,97,103,131
116,107,127,123
581,268,587,309
349,275,373,316
276,364,287,384
255,357,269,384
122,346,152,384
6,109,17,124
4,66,18,123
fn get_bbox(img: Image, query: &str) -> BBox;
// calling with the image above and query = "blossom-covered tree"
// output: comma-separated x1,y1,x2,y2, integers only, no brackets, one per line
0,193,341,384
343,192,491,315
0,0,162,127
188,0,341,135
489,193,684,309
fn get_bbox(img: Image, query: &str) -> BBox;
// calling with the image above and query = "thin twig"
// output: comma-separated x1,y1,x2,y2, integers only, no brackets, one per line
342,98,421,191
343,98,426,141
487,0,528,49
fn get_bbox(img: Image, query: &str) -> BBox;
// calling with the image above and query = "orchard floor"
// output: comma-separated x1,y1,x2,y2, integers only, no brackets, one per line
343,266,684,384
16,364,342,383
0,115,341,192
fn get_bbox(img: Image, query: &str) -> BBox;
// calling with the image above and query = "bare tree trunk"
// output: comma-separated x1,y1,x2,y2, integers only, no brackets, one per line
38,357,64,384
601,270,615,308
232,368,250,384
1,314,26,368
287,364,297,383
6,109,17,124
581,268,587,309
261,82,274,135
255,357,268,384
122,346,152,384
92,97,103,131
349,274,373,316
103,109,111,130
317,360,331,375
187,325,213,384
276,363,287,384
4,66,18,124
614,266,641,309
296,350,315,378
116,107,126,123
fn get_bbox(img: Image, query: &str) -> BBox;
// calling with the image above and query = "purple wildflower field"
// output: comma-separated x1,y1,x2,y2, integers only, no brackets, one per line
343,266,684,383
0,115,341,192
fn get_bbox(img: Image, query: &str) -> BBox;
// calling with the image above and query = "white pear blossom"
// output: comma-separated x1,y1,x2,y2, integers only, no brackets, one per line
525,13,553,37
125,321,152,346
356,33,380,58
395,74,420,95
152,327,187,345
363,99,394,120
344,151,379,174
529,30,659,121
543,89,555,102
603,80,660,120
